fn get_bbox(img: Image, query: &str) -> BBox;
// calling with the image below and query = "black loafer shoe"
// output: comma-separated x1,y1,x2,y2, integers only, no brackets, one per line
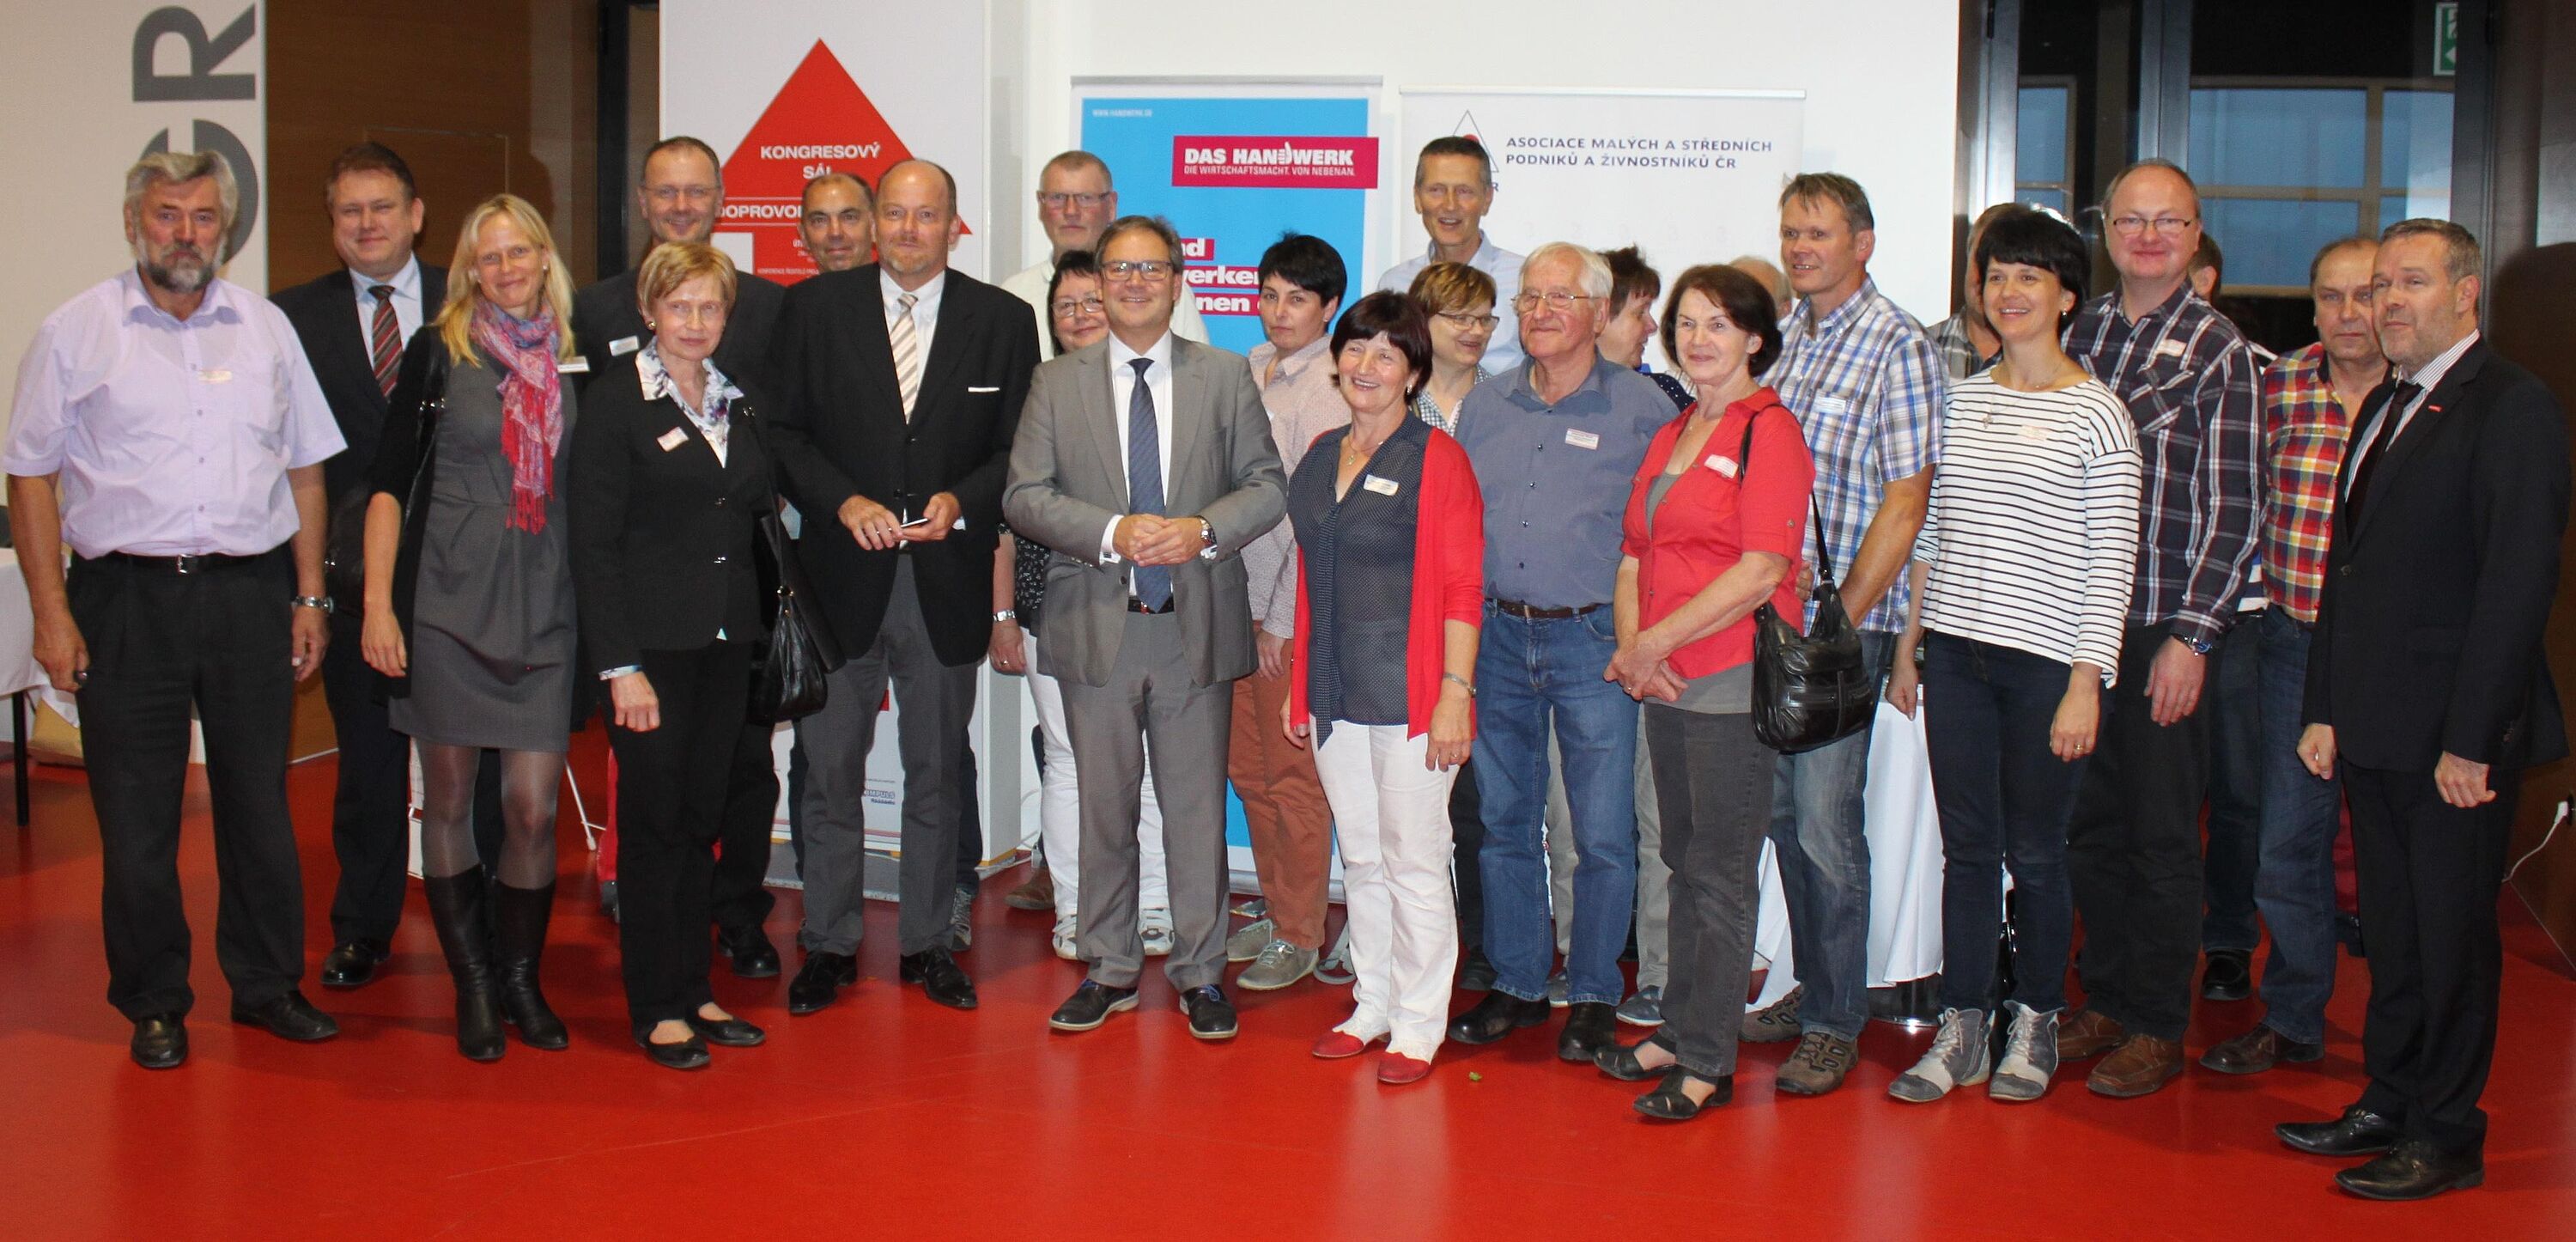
1457,949,1498,992
229,989,339,1042
1633,1067,1732,1120
898,947,980,1010
1048,980,1139,1032
1557,1002,1619,1063
686,1012,768,1047
718,925,782,979
2201,1023,2325,1075
634,1026,711,1070
1179,984,1239,1040
319,939,392,989
787,950,860,1015
1594,1032,1677,1082
1447,990,1552,1045
2278,1105,2403,1156
2201,949,2252,1002
2335,1139,2483,1201
131,1014,187,1069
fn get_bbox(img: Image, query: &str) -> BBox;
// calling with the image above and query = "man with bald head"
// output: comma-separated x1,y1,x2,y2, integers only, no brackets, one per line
999,150,1206,359
2058,159,2263,1099
769,159,1039,1015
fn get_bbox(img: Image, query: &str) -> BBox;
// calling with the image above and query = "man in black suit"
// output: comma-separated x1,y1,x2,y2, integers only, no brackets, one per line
573,134,788,974
271,143,502,988
2280,219,2569,1201
769,160,1037,1014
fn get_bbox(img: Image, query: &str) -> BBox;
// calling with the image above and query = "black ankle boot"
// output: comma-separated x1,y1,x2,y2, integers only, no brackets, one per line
492,880,568,1050
424,871,506,1062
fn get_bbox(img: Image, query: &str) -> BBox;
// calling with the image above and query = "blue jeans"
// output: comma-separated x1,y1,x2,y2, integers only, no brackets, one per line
1471,604,1638,1005
1922,634,2090,1014
2201,611,2266,954
1766,630,1896,1038
2253,608,2342,1044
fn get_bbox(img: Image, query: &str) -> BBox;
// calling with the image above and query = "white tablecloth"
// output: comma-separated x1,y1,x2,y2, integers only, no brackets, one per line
1748,698,1947,1007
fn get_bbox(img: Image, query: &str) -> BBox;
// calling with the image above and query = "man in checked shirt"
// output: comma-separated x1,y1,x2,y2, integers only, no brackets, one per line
2057,159,2264,1098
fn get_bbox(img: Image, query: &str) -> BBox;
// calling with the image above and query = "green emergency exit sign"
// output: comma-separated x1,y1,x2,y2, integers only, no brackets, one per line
2434,2,2458,76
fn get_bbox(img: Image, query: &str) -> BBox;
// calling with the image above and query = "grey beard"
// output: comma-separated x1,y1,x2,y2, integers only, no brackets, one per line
136,243,212,295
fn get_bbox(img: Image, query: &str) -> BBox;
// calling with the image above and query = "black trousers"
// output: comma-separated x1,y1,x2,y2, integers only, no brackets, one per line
710,716,780,936
611,642,756,1026
2346,762,2517,1155
1449,758,1486,949
73,548,303,1020
2201,611,2266,954
2067,624,2211,1041
319,612,504,943
1643,705,1771,1080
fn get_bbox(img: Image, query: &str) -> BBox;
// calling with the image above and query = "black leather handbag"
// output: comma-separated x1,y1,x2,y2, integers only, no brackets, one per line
743,409,843,722
1736,412,1877,754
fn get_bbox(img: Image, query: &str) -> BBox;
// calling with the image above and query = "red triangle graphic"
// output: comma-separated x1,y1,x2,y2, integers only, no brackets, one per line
717,40,971,284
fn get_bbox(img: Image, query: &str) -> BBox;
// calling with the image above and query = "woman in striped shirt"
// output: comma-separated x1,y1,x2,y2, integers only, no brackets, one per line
1884,209,2143,1104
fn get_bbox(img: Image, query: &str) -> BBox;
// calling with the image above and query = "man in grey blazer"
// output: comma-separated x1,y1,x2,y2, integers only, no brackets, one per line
1004,215,1287,1039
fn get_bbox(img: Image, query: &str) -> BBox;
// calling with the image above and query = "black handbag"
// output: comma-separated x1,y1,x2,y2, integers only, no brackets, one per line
741,408,844,722
1736,411,1877,754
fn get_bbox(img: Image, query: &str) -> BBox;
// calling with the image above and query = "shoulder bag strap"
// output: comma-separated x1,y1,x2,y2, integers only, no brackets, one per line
1735,404,1839,587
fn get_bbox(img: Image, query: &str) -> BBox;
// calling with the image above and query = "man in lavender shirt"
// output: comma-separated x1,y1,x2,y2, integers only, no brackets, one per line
5,152,344,1069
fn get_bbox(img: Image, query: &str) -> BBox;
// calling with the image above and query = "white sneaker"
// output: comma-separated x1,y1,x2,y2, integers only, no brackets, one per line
1140,910,1176,958
1051,916,1079,961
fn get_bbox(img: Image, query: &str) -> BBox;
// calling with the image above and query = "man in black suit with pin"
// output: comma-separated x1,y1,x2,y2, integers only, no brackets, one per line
2280,218,2570,1201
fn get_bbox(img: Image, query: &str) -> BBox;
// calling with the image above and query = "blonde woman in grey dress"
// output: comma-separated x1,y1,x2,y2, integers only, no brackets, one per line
361,194,580,1061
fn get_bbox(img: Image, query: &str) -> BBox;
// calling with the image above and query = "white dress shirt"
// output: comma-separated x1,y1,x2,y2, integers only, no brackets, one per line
1098,330,1176,563
882,266,946,362
2346,329,2480,498
349,253,425,346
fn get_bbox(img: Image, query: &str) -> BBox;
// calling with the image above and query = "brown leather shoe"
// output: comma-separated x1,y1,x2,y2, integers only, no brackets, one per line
1003,868,1055,912
2200,1023,2324,1075
2056,1008,2127,1060
2087,1034,2184,1097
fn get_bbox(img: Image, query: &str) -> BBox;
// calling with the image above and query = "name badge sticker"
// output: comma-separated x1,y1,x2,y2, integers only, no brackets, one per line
557,358,590,374
656,427,689,452
2019,423,2054,442
1814,395,1850,415
197,368,233,384
1705,454,1739,478
1363,474,1400,496
1564,429,1601,450
610,336,641,357
2155,338,2188,359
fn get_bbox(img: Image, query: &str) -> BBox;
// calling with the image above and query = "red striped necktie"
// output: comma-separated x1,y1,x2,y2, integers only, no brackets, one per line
368,284,401,396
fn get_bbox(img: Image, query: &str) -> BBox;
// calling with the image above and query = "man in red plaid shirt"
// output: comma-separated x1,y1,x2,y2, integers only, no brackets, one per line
2198,235,2385,1078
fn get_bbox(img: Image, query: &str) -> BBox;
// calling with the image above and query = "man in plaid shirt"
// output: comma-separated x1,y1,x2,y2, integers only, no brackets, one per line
1734,174,1944,1095
2198,235,2385,1079
2057,160,2264,1098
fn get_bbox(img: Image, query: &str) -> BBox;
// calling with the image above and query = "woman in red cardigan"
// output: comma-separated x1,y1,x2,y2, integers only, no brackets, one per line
1594,265,1814,1118
1283,291,1485,1085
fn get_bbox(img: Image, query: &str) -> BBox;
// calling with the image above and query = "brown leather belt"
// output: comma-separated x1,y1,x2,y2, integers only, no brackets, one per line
1490,597,1603,620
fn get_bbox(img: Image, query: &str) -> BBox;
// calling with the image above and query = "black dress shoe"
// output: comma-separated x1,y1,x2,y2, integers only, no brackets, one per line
1594,1032,1677,1082
1557,1001,1618,1063
2336,1139,2483,1201
2277,1105,2403,1156
131,1014,187,1069
1048,980,1139,1032
1633,1067,1733,1120
787,950,860,1016
2200,1023,2324,1075
2201,949,2252,1002
898,947,979,1010
1447,990,1552,1045
319,939,392,989
1457,949,1498,992
718,925,782,979
229,989,339,1042
1179,984,1239,1040
686,1012,768,1047
633,1026,711,1070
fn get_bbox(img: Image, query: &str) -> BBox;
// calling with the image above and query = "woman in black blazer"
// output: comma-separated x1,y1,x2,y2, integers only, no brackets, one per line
568,242,776,1069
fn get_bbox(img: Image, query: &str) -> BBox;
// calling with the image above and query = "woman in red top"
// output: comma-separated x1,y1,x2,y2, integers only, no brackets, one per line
1283,291,1485,1085
1594,265,1814,1119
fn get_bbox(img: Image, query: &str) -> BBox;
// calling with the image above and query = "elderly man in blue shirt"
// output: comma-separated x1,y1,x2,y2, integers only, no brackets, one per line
1444,242,1673,1064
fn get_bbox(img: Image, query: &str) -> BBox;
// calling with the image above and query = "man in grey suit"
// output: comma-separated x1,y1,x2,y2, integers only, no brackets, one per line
1004,215,1287,1039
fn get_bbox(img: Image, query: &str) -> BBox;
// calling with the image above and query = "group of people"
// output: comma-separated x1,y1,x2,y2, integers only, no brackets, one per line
6,127,2562,1202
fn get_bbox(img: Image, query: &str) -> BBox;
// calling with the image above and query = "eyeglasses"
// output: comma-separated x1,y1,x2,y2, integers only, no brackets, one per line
1103,259,1176,283
2108,215,2197,238
1050,295,1105,318
1037,192,1110,210
1511,291,1594,314
1436,311,1501,331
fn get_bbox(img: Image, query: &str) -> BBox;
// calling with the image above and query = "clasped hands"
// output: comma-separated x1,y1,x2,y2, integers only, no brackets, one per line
1605,631,1686,703
839,491,961,551
1113,513,1206,567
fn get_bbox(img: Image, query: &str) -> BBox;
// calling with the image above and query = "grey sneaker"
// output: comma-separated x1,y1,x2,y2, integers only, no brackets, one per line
1888,1008,1991,1103
1140,910,1176,958
1315,927,1355,985
1546,970,1571,1008
948,886,975,951
1989,1000,2061,1102
1777,1030,1861,1096
1614,985,1665,1027
1225,916,1277,963
1236,939,1319,991
1740,984,1805,1043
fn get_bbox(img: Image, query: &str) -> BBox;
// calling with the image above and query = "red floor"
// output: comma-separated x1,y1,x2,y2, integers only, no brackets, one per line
5,737,2576,1239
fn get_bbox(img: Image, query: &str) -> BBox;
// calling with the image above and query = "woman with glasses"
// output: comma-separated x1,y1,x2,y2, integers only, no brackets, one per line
1406,262,1498,434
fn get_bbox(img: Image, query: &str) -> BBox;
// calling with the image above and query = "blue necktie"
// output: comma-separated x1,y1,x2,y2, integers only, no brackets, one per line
1126,356,1172,611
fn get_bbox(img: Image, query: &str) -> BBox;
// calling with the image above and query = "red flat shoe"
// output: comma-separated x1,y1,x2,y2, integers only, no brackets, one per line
1378,1052,1433,1085
1313,1030,1379,1059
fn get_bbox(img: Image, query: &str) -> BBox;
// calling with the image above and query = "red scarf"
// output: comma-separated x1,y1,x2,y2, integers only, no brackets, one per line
470,299,566,533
